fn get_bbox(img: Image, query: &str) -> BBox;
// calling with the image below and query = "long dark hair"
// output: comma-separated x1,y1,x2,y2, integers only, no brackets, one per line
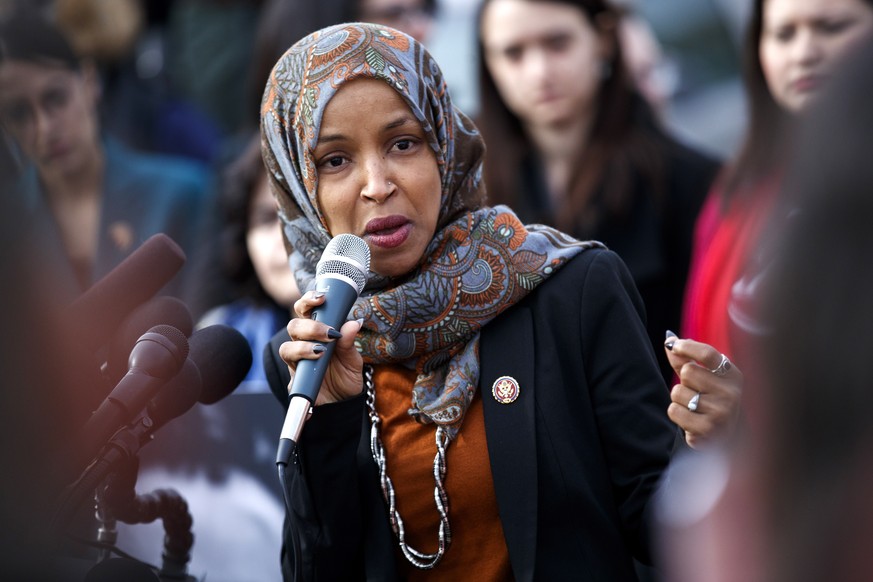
719,0,788,202
476,0,668,233
215,134,278,307
0,6,81,72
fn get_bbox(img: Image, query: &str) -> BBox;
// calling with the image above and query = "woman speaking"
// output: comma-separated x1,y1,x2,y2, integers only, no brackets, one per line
261,22,677,581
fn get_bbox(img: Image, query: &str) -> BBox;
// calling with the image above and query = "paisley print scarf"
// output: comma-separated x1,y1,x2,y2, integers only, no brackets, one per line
261,23,603,440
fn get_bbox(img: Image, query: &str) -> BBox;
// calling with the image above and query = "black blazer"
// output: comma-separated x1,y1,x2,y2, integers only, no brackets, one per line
516,137,719,384
264,249,675,581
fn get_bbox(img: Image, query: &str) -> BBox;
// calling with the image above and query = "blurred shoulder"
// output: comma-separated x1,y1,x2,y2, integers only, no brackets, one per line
104,137,213,196
660,131,722,180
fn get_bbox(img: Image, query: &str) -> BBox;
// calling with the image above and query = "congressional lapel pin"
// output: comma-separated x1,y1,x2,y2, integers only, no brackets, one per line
492,375,520,404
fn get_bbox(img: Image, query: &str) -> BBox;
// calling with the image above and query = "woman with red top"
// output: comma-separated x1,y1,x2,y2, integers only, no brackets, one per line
683,0,873,354
671,0,873,447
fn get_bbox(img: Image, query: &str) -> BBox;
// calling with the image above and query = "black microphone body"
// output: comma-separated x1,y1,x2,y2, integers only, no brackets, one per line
277,234,369,464
106,296,194,384
79,325,188,470
52,357,201,537
65,234,186,355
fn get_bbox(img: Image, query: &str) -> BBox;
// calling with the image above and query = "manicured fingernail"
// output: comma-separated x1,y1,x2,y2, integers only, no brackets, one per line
312,344,325,354
665,330,677,339
355,318,364,328
312,291,326,299
327,328,342,339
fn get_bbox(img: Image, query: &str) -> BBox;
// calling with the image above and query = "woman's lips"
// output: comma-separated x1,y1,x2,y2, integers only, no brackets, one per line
792,75,826,93
364,215,412,249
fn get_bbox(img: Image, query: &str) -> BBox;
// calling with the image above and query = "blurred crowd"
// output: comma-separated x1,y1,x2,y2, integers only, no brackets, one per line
3,0,873,580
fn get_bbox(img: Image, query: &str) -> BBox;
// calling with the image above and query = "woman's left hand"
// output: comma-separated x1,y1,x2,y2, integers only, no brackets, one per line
664,335,743,449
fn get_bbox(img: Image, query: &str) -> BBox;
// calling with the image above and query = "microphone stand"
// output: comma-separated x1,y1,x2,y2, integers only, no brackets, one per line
52,415,197,581
99,458,195,580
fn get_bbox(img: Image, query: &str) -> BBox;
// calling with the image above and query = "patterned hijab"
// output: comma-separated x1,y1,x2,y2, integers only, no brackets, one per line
261,23,602,440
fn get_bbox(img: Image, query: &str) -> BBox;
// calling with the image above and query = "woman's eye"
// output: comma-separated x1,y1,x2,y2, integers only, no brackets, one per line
393,138,420,153
43,87,70,112
503,46,523,63
320,155,346,169
819,19,851,35
545,35,570,53
775,26,795,42
1,103,31,126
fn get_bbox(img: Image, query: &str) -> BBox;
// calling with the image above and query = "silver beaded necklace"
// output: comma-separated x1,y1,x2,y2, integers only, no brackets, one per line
364,364,453,569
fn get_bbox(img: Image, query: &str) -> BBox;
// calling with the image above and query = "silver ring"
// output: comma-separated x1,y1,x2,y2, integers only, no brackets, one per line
710,354,731,377
688,392,700,412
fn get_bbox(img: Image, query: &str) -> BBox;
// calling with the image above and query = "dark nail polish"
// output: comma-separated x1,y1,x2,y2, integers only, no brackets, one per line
313,344,325,354
327,328,342,340
665,340,675,351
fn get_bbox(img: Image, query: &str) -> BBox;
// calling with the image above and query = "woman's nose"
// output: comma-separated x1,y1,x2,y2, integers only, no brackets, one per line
360,159,396,204
523,48,552,85
793,28,824,66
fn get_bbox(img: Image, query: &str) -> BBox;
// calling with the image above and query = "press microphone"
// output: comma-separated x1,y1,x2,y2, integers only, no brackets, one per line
188,324,252,405
277,234,370,465
65,233,187,355
105,296,194,384
51,357,202,538
78,325,189,469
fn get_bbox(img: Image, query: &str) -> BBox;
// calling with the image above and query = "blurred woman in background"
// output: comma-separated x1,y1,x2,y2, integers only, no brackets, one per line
682,0,873,361
197,136,301,394
477,0,719,384
0,7,214,315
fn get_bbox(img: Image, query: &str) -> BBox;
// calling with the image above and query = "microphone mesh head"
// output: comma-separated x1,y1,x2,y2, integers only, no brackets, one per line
316,234,371,295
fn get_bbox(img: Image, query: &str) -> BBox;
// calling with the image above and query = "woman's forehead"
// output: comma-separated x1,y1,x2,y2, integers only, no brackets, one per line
318,78,416,130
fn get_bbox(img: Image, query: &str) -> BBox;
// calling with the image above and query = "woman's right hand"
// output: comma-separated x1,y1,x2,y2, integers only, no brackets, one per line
664,333,743,449
279,290,365,405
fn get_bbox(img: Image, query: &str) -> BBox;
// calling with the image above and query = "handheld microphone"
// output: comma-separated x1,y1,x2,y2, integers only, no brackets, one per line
277,234,369,464
65,234,186,355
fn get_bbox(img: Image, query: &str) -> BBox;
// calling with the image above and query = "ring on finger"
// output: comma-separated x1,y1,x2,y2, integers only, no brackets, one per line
710,354,731,377
688,392,701,412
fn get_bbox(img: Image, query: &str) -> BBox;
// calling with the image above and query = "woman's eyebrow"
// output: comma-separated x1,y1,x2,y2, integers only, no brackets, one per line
384,114,418,131
317,114,419,146
317,131,345,145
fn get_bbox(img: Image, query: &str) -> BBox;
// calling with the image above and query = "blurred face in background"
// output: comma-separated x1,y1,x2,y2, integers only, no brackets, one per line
0,59,101,177
247,172,301,307
358,0,435,43
480,0,609,130
760,0,873,113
